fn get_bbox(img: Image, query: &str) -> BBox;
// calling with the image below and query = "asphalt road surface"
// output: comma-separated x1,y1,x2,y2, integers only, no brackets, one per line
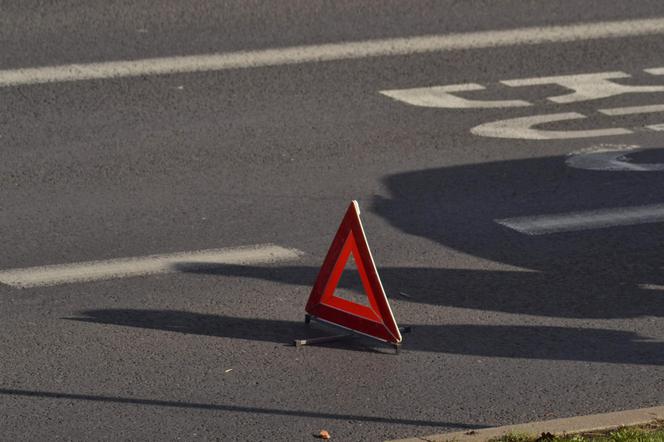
3,1,664,440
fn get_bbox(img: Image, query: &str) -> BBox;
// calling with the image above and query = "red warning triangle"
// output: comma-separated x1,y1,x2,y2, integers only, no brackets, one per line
305,201,402,344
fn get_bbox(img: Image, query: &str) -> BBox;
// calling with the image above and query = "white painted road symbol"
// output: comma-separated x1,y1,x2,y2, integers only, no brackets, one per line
381,68,664,140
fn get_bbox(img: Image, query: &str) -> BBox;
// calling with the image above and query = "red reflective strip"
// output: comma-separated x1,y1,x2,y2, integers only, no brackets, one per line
305,201,402,344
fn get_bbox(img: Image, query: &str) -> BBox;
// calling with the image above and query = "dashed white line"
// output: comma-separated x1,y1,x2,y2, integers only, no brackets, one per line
496,204,664,235
0,244,304,288
4,17,664,87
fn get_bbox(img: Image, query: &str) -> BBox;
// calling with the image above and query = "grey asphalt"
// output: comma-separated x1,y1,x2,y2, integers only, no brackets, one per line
2,1,664,441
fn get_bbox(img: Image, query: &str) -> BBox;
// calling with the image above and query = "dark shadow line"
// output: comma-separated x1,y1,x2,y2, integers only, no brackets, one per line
0,388,484,429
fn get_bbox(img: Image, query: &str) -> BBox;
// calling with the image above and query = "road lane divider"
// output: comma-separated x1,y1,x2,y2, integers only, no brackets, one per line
0,244,304,288
4,17,664,87
496,204,664,235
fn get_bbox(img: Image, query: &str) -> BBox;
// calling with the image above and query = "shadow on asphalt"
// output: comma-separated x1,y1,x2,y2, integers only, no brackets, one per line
373,147,664,281
70,150,664,364
69,309,664,365
174,262,664,319
0,387,482,429
171,148,664,321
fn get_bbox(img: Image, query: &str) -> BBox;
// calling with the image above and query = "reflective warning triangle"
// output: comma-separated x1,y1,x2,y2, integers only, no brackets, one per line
305,201,402,344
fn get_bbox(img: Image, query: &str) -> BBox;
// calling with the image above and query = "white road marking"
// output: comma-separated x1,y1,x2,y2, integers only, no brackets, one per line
4,18,664,87
502,72,664,104
639,284,664,291
470,112,631,140
380,83,531,108
496,204,664,235
647,123,664,131
565,144,664,171
0,244,304,288
471,104,664,140
383,68,664,109
598,104,664,115
645,67,664,75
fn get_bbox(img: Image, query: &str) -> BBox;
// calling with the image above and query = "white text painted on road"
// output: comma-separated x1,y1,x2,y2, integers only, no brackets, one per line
3,18,664,87
383,70,664,110
383,67,664,139
496,204,664,235
470,112,631,140
0,244,304,288
380,83,532,108
598,104,664,116
502,72,664,104
470,104,664,140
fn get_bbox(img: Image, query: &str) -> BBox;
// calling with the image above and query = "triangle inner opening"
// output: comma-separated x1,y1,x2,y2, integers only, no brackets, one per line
331,252,372,308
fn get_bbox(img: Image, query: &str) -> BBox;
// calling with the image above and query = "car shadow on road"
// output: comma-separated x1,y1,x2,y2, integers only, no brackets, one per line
69,151,664,363
69,309,664,365
173,262,664,319
373,148,664,282
371,148,664,321
170,149,664,320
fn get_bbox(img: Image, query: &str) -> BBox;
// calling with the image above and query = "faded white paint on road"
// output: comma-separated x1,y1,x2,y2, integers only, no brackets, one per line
470,112,632,140
0,244,304,288
496,204,664,235
471,104,664,140
4,17,664,87
382,68,664,109
380,83,531,108
646,67,664,75
598,104,664,116
502,72,664,104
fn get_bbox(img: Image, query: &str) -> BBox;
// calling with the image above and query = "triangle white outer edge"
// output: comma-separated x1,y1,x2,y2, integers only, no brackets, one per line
351,200,403,343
